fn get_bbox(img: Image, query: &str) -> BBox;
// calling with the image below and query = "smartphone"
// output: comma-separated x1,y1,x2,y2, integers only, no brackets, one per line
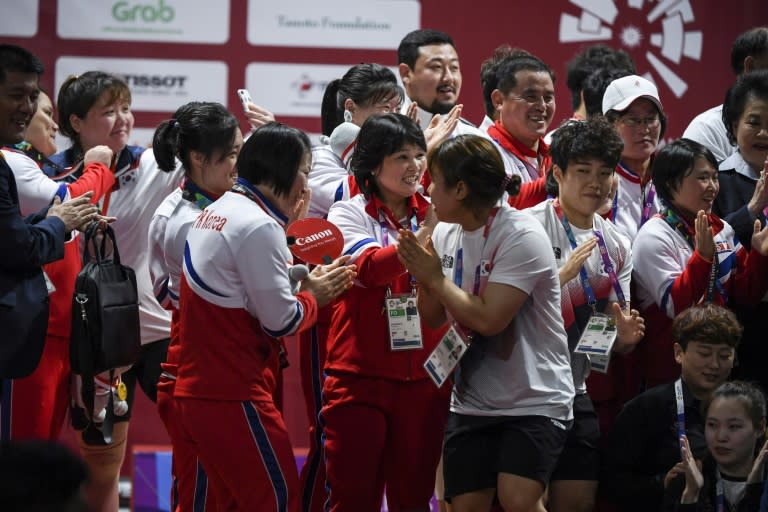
237,89,252,112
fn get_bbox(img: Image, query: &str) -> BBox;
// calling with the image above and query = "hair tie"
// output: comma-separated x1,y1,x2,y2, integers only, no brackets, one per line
169,119,179,128
501,174,521,196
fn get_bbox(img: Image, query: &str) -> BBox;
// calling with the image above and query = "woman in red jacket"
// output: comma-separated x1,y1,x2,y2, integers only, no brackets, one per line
323,113,451,511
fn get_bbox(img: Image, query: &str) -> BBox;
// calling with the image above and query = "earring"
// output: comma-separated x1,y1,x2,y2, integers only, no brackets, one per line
343,109,353,123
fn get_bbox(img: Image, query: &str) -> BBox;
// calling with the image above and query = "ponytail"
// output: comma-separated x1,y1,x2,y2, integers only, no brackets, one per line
321,79,342,137
152,119,181,173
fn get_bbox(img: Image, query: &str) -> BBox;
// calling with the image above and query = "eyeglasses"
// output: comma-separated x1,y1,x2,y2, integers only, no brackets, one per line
619,116,661,128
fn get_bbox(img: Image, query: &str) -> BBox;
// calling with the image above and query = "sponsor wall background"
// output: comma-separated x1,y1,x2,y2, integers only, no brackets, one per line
3,0,767,456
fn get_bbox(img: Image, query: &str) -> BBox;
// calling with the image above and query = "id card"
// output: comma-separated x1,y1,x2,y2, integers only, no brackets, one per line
423,325,468,387
588,353,611,374
386,294,423,351
574,314,617,368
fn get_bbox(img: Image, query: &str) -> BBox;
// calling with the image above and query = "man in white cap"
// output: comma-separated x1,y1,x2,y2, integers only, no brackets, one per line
602,74,668,241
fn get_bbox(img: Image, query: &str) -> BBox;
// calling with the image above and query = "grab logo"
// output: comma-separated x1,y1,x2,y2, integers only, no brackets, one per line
559,0,703,98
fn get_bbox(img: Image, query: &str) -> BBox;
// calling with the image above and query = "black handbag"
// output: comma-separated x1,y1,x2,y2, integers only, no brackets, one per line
70,222,140,443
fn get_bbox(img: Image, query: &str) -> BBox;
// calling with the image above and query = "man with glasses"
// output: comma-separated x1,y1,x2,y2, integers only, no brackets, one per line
602,75,668,241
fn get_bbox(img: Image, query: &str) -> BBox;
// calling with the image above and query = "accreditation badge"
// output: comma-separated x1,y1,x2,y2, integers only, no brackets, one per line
43,270,56,295
386,294,423,351
574,313,617,374
423,325,468,388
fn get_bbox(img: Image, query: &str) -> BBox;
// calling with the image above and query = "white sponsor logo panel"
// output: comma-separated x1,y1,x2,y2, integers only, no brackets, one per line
246,0,419,49
0,0,39,37
55,56,228,113
57,0,230,43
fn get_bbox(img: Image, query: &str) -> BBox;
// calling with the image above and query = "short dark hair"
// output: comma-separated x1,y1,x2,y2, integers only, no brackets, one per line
565,44,636,111
428,135,519,212
494,53,556,96
236,122,311,198
722,69,768,146
351,113,426,198
57,71,132,154
709,381,766,431
480,46,530,118
672,303,742,351
550,117,624,174
652,138,718,207
730,26,768,75
0,44,43,84
320,63,402,136
397,29,455,69
152,101,239,174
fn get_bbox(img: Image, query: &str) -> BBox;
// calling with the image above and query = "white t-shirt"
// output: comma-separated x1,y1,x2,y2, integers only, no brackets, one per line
682,104,736,164
104,149,182,344
430,203,574,420
492,141,541,185
527,199,632,393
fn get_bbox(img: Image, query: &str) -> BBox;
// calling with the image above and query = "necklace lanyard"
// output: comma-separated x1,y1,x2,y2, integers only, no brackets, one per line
661,208,723,303
453,208,499,296
674,378,687,444
230,177,288,225
377,205,419,289
553,200,627,310
181,179,216,210
618,162,656,227
716,469,727,512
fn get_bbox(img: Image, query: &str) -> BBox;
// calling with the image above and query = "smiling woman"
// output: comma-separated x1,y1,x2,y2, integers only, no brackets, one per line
322,113,452,511
632,138,768,390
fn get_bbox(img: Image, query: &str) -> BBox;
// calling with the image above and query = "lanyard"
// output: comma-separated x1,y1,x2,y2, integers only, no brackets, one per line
553,200,627,310
674,378,686,444
617,161,656,227
377,206,418,290
181,179,216,210
661,208,723,303
716,469,726,512
453,208,500,296
230,177,288,226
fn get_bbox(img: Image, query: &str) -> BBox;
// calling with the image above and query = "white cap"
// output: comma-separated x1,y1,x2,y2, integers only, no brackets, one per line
602,75,664,115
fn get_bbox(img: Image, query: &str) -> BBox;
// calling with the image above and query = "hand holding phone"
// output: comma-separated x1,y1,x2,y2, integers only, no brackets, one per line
237,89,253,112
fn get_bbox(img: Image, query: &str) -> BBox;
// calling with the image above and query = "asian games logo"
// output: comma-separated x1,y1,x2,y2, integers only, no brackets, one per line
558,0,703,98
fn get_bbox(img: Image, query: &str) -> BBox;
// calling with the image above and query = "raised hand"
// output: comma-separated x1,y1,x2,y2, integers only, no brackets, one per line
612,302,645,353
424,105,461,153
747,159,768,216
750,217,768,256
747,438,768,484
287,188,312,227
679,435,703,504
558,237,597,286
244,102,276,130
396,230,443,289
694,210,716,261
83,145,114,167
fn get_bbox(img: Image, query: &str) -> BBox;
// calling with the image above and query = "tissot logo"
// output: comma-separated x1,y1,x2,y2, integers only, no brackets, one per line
558,0,703,98
112,0,175,23
122,74,187,88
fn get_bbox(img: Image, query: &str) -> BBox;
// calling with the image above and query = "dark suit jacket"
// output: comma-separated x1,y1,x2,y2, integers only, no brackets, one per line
0,155,65,378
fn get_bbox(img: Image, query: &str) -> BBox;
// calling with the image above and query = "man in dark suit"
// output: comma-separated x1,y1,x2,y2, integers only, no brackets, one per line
0,44,99,379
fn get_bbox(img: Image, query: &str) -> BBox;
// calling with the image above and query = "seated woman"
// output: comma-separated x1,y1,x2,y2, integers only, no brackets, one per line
663,381,768,511
632,138,768,389
396,134,574,512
